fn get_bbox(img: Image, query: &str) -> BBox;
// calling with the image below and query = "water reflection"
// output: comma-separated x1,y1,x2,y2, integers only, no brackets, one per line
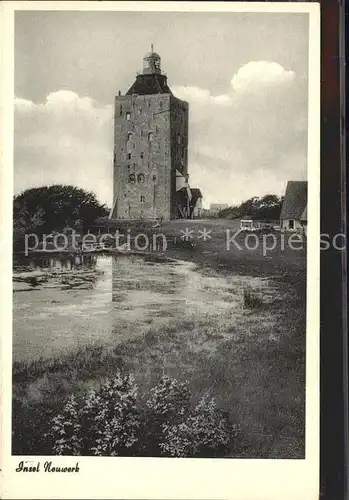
13,253,100,272
13,253,272,362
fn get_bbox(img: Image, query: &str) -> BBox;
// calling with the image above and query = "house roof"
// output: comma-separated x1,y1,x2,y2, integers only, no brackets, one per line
190,188,203,201
176,188,189,207
126,74,173,96
176,187,202,207
280,181,307,220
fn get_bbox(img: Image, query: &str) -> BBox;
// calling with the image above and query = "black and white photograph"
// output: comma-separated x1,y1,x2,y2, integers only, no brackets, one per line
1,2,320,499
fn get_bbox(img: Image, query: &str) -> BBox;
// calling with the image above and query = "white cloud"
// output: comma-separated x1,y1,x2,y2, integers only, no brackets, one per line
172,61,307,207
14,61,307,209
231,61,295,93
15,97,37,112
14,91,113,205
172,85,233,108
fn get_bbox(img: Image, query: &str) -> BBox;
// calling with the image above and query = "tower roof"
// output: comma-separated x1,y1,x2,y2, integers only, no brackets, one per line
126,46,173,95
126,74,173,95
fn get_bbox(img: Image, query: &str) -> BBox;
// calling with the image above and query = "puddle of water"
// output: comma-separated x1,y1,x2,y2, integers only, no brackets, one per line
13,253,271,361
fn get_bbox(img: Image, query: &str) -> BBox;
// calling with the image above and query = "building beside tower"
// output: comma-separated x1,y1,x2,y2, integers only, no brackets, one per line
109,46,202,220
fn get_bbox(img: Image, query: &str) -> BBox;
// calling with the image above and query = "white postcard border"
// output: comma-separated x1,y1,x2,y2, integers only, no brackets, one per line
1,2,320,499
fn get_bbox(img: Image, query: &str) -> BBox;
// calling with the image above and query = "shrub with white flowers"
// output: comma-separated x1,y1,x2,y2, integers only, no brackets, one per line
51,394,82,455
49,373,139,456
159,394,236,457
80,375,139,456
49,373,237,457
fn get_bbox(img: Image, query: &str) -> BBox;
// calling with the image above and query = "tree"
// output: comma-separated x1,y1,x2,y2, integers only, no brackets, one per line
217,194,284,220
13,185,108,249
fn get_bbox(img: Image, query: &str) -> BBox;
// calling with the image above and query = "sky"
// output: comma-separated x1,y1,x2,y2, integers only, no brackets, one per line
14,10,309,208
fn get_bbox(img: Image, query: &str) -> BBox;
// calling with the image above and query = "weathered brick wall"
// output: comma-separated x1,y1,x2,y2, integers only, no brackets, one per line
170,96,189,218
113,93,188,221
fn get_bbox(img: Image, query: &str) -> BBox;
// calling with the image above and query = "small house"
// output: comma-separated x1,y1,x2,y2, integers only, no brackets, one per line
209,203,228,216
190,189,203,218
280,181,307,231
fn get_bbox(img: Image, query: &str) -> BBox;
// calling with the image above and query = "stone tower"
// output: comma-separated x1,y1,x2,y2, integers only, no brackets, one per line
110,46,189,220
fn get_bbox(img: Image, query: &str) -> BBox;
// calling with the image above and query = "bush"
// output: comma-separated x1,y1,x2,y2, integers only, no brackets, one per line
51,395,82,455
48,374,236,457
243,287,263,309
159,394,236,457
48,373,139,456
140,376,192,455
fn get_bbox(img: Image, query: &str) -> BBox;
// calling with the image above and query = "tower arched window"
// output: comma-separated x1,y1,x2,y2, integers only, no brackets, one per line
148,132,153,142
126,112,131,120
137,174,145,183
128,173,135,183
127,132,133,141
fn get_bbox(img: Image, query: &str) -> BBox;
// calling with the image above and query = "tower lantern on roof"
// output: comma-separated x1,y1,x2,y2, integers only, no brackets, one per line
143,44,161,75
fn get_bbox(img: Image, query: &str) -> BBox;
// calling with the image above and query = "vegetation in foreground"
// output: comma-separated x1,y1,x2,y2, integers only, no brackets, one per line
13,273,305,458
47,375,236,457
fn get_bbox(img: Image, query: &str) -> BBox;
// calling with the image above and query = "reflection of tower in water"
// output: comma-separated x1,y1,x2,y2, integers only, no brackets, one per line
25,254,99,272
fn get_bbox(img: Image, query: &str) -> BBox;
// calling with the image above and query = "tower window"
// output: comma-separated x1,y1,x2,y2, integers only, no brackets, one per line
140,152,144,159
148,132,153,142
137,174,145,183
127,132,133,141
140,196,145,204
126,112,131,120
127,153,131,160
128,174,135,183
141,130,144,138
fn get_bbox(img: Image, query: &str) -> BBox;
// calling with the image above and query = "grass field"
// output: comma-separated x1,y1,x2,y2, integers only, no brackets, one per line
12,219,306,458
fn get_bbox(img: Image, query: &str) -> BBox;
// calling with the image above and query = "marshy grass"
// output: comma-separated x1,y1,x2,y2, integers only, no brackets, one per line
243,286,264,309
